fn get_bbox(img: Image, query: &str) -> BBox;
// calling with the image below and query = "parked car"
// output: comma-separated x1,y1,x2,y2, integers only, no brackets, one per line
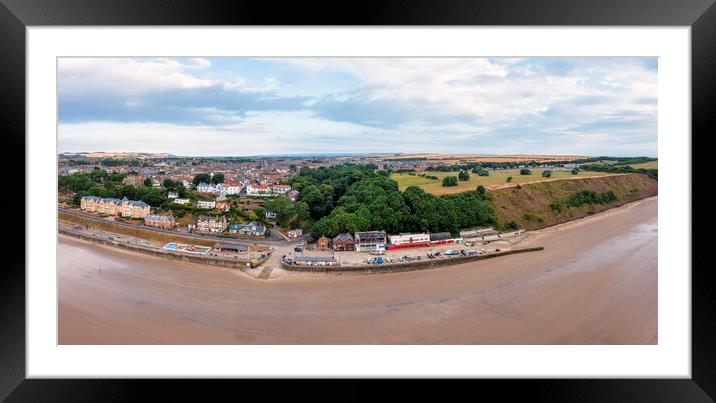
294,247,302,252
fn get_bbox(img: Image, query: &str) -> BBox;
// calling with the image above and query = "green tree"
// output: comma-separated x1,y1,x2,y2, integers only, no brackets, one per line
476,185,486,198
265,196,309,228
162,178,177,189
542,170,552,178
89,169,109,183
477,169,489,176
211,173,225,184
301,184,333,219
108,172,126,182
254,207,268,225
520,169,532,175
571,168,579,175
192,173,211,186
458,170,470,181
506,176,513,183
175,184,187,198
143,178,152,187
442,176,458,187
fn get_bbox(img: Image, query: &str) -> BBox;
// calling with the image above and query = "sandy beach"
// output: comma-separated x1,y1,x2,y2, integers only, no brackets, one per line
58,196,657,344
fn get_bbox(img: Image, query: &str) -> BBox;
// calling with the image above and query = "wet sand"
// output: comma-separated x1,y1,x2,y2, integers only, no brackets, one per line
59,197,657,344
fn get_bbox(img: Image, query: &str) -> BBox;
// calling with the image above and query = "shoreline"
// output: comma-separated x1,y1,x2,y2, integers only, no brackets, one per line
516,195,658,247
58,195,657,344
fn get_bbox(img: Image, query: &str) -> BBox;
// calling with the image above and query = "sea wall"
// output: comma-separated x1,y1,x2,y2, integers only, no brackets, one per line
281,246,544,273
59,228,266,269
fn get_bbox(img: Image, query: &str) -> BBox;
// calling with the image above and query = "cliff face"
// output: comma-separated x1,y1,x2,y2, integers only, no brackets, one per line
487,173,658,230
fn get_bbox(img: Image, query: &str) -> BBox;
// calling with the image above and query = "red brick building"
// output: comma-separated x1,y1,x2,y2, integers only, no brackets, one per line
144,214,175,229
316,235,331,250
332,233,355,251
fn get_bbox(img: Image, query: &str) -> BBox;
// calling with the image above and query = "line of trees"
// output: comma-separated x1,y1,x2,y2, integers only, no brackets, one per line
192,172,225,186
580,163,658,180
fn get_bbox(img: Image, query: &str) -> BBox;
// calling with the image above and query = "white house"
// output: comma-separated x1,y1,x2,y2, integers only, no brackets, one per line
167,192,178,199
271,184,291,194
223,181,243,195
196,182,215,193
173,198,190,205
196,200,216,209
246,183,271,196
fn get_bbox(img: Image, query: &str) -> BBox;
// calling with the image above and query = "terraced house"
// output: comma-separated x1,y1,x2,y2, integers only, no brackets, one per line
197,215,228,233
144,214,176,229
80,195,150,218
120,197,151,218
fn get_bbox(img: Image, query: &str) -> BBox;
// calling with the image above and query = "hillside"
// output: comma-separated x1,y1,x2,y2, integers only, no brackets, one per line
487,173,658,230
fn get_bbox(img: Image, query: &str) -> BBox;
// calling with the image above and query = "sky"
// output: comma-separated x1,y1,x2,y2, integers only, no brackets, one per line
57,57,658,157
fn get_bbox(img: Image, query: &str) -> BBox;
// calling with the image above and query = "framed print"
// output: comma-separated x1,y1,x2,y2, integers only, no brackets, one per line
3,0,715,400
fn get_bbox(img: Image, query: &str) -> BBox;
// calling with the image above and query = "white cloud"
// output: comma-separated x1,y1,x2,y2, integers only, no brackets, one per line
58,58,217,96
285,58,656,128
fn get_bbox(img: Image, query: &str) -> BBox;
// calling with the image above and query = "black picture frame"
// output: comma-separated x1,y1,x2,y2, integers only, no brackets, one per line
2,0,714,400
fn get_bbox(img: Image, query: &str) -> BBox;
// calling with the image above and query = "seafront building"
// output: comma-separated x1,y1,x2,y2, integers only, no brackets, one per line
228,221,266,236
316,235,331,250
354,231,387,252
333,233,355,251
120,197,151,218
80,195,151,218
144,214,176,229
388,233,430,247
196,215,228,233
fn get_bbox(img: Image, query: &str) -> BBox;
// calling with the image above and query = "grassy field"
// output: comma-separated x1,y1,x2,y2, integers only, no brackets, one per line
391,169,610,195
629,160,658,169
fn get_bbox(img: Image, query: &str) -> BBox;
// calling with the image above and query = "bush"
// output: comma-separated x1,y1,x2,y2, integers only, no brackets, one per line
458,170,470,181
520,169,532,175
571,168,579,175
566,190,617,207
504,221,519,231
476,185,486,198
442,176,458,187
506,176,513,183
477,169,489,176
542,170,552,178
